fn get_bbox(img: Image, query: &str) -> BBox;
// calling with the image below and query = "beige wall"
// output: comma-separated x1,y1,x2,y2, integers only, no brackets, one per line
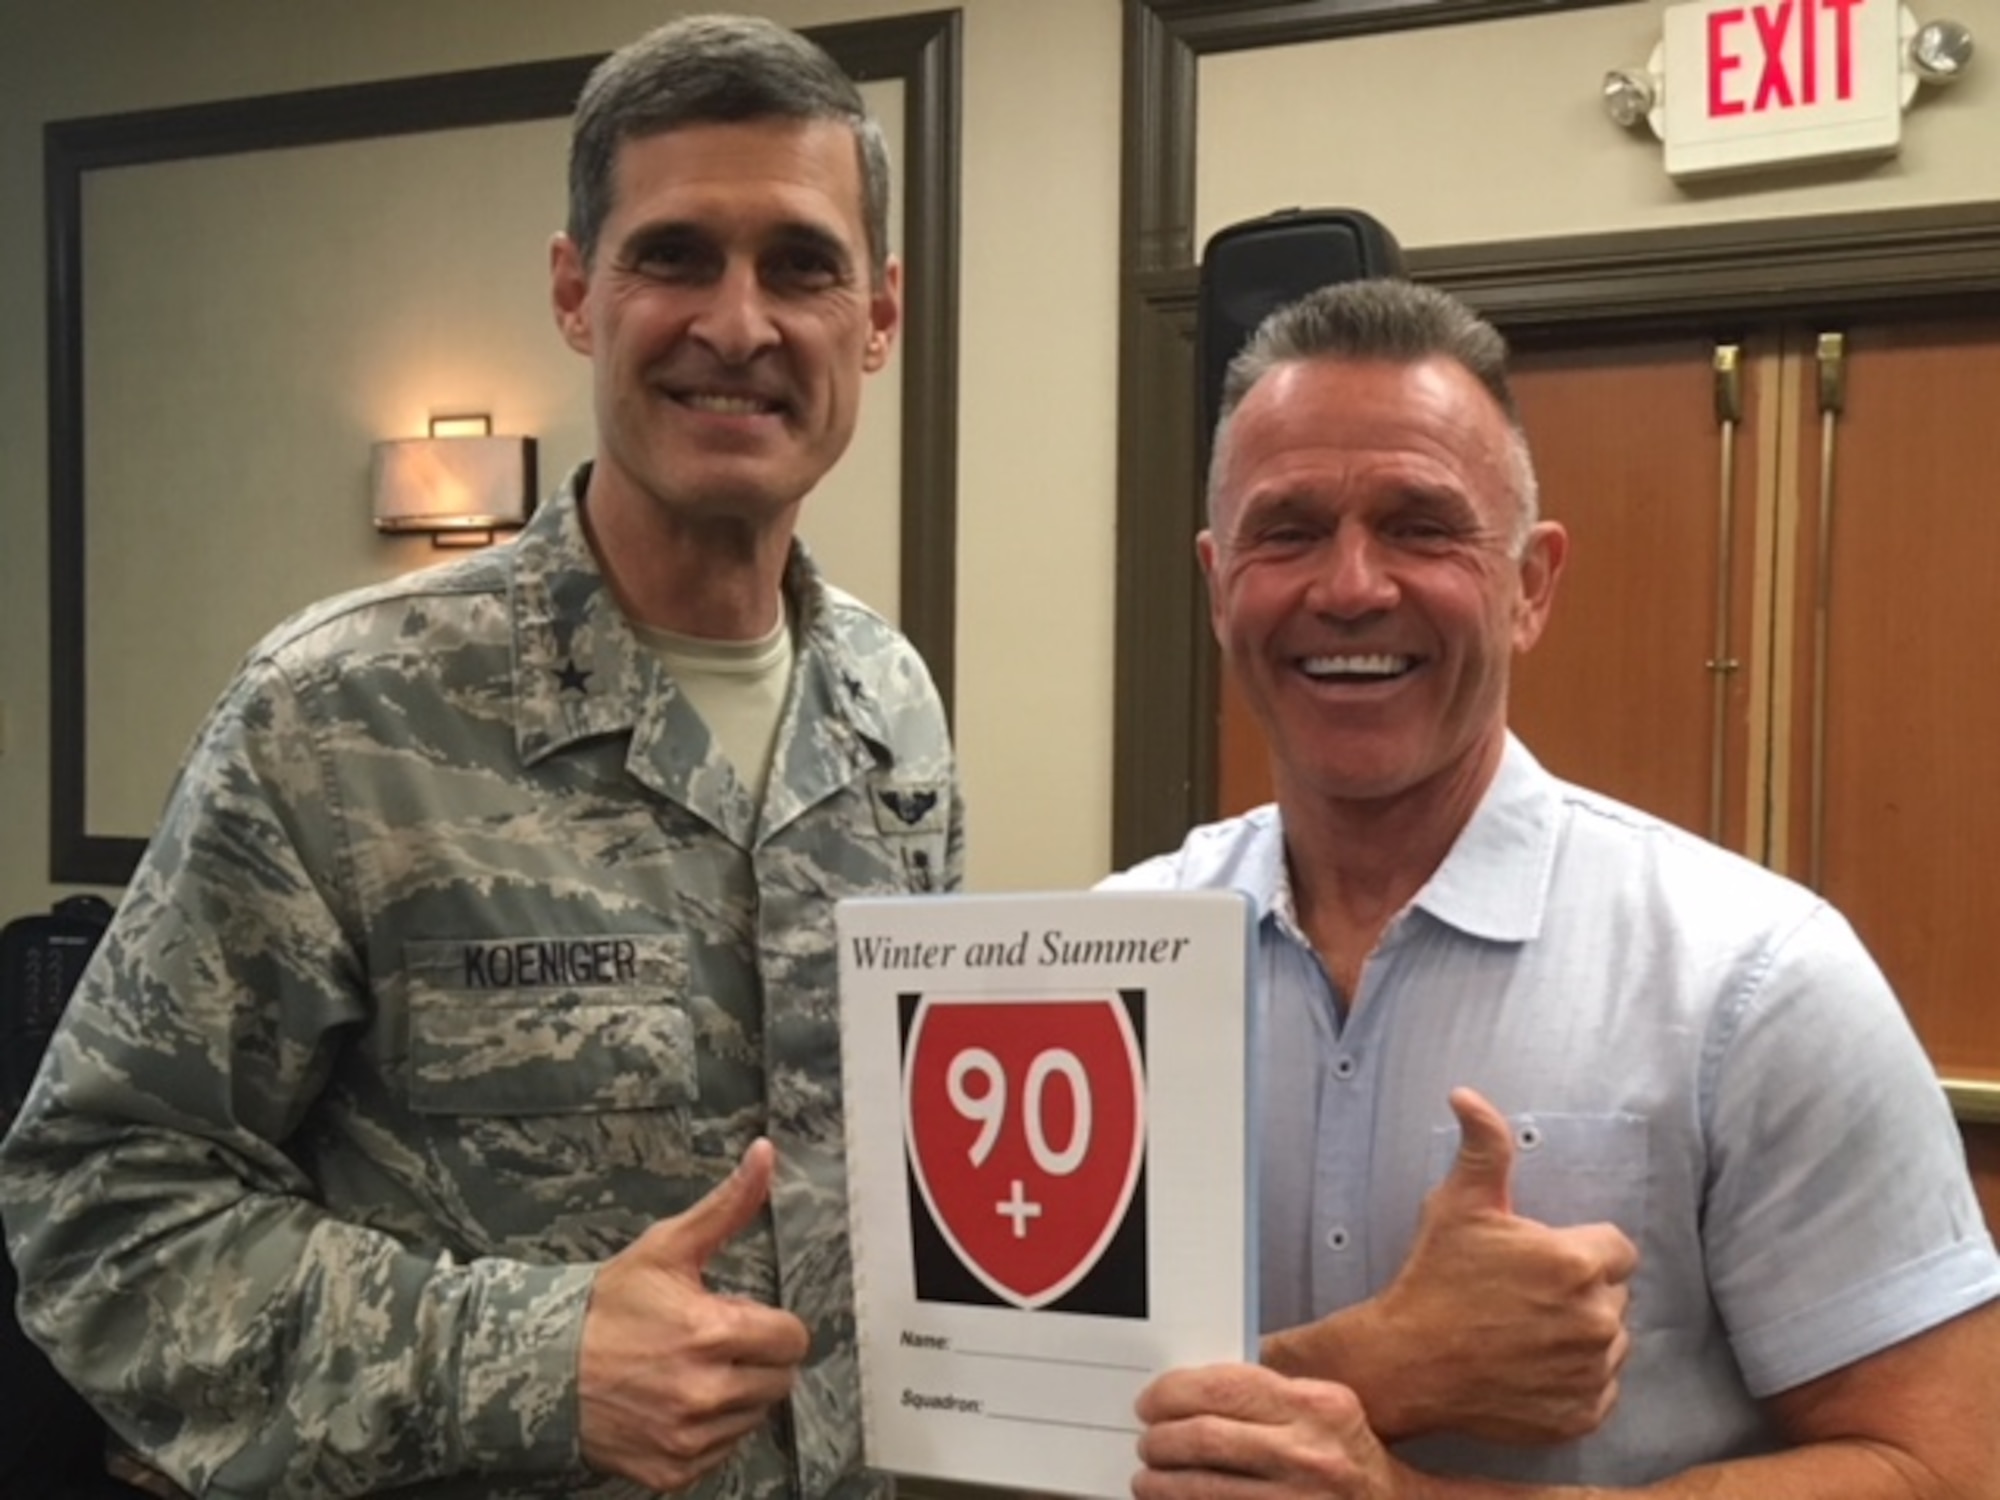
72,90,904,838
1195,1,2000,247
2,0,1996,924
0,0,1124,919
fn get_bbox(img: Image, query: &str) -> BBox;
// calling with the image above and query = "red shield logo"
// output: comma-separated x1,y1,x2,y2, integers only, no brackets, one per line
904,993,1145,1309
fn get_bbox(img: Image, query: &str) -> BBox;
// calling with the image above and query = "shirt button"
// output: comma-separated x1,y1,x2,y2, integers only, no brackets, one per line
1325,1225,1352,1251
1332,1054,1358,1080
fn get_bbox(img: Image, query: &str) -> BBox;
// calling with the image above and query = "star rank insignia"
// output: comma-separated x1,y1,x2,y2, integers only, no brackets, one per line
554,658,592,694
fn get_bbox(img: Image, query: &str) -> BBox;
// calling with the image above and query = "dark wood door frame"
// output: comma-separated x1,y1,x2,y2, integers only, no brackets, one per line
1113,0,2000,869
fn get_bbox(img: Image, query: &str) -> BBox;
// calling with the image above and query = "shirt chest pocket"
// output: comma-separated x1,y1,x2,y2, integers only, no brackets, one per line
401,936,698,1116
1427,1110,1651,1241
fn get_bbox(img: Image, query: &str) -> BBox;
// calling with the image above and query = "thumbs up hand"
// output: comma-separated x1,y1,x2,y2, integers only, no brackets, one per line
1262,1089,1636,1447
579,1140,811,1490
1433,1086,1523,1214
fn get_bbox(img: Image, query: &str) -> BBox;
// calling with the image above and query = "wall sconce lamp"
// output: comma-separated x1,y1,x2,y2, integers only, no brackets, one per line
371,415,537,548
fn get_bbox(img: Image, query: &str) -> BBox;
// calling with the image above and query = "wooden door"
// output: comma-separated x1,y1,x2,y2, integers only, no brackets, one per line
1508,337,1769,854
1216,619,1269,819
1780,317,2000,1095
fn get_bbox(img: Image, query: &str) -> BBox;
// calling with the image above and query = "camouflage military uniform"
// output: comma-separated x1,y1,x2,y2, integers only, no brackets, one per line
0,467,963,1500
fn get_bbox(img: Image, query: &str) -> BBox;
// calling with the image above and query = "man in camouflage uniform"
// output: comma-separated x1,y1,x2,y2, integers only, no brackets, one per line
0,15,960,1499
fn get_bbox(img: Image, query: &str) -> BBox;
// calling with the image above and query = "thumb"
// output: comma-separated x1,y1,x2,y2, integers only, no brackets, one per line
656,1138,778,1271
1440,1087,1516,1216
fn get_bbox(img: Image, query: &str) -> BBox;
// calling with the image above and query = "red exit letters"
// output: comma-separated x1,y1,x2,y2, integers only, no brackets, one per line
1707,0,1867,115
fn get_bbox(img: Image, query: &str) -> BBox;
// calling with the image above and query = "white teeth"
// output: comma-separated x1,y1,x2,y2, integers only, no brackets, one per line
1302,653,1411,679
681,393,774,415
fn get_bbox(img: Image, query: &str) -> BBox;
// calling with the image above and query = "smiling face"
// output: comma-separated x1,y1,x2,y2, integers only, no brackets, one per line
549,116,899,536
1201,355,1566,814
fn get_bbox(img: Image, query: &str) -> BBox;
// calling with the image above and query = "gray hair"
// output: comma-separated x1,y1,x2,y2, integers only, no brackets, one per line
1207,278,1541,548
567,13,892,283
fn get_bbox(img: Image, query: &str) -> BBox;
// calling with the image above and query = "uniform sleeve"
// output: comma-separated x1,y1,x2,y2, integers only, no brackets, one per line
1701,902,2000,1396
0,656,598,1499
943,764,968,893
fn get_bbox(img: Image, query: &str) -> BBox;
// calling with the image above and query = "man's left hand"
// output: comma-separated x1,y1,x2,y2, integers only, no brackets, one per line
1134,1363,1406,1500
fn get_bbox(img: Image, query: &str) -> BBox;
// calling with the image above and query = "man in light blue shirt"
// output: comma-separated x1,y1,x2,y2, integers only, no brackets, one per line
1117,279,2000,1496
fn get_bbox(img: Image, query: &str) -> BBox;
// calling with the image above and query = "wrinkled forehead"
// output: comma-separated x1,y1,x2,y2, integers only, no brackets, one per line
606,116,869,232
1215,357,1517,503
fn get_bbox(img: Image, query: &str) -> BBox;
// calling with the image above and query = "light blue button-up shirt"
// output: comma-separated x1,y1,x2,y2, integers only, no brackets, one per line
1104,736,2000,1484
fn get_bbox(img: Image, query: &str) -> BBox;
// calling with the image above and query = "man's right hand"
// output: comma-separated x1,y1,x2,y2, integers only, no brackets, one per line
579,1139,810,1490
1262,1087,1637,1446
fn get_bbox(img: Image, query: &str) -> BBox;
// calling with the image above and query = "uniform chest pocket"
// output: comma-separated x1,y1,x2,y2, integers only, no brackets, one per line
402,936,697,1116
1426,1110,1651,1240
867,776,953,893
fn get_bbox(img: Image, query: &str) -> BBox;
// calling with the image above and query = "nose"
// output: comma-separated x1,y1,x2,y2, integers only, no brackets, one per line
690,260,780,365
1306,528,1399,620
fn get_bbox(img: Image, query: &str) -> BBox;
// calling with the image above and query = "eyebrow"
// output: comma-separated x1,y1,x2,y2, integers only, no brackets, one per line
765,221,856,270
1234,483,1479,530
1236,492,1321,525
614,217,856,269
1384,485,1481,522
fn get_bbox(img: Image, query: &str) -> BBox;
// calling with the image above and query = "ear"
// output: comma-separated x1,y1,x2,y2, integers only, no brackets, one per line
1511,520,1569,654
549,232,593,356
1196,529,1227,644
862,255,903,373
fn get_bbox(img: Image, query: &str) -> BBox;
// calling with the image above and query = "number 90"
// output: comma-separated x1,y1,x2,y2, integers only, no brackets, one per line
946,1047,1092,1176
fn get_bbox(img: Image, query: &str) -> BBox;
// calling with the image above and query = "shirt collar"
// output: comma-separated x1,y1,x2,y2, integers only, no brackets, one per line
1409,733,1561,943
1178,807,1293,928
1224,734,1560,944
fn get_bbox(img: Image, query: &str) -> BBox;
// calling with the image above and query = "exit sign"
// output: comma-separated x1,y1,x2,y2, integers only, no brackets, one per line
1660,0,1907,176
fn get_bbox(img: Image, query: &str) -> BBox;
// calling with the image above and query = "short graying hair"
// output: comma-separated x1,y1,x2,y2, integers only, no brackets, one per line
1207,278,1541,546
566,13,892,283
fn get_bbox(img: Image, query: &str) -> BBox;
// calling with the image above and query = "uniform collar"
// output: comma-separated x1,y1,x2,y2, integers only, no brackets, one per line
509,467,650,765
506,465,897,797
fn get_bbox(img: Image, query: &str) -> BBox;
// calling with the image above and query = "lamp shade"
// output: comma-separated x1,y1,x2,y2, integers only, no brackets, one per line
371,434,537,535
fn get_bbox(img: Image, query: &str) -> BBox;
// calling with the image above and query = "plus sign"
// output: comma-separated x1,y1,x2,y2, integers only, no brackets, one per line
995,1178,1043,1239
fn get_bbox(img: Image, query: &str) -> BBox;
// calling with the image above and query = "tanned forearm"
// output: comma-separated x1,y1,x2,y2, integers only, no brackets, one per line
1262,1291,1623,1448
1396,1438,1946,1500
1264,1302,1434,1442
1139,1312,2000,1500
